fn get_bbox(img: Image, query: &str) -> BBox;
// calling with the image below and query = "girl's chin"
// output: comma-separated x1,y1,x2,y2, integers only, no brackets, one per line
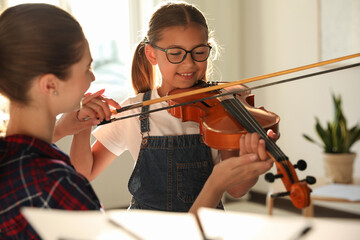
178,79,199,88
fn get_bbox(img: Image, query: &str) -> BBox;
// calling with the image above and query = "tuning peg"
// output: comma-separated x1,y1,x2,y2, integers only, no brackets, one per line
265,172,283,183
294,159,307,171
271,191,290,198
301,176,316,185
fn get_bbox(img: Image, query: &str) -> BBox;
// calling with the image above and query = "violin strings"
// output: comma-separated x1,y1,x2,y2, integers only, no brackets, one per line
220,96,296,183
219,95,282,158
223,97,295,182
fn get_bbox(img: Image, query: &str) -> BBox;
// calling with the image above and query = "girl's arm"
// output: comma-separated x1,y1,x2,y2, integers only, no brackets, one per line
70,130,117,181
71,91,120,181
55,90,120,181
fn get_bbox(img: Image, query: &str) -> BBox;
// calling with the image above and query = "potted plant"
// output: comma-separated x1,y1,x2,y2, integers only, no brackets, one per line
303,93,360,183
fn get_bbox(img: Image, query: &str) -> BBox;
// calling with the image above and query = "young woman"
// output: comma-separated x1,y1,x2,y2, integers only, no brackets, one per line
0,4,106,239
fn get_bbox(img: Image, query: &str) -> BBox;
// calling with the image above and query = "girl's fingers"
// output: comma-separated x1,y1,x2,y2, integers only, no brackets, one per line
101,96,121,109
85,101,107,120
250,133,261,153
77,107,97,121
82,89,105,105
257,139,269,160
239,135,246,156
80,95,119,121
267,129,279,141
239,132,270,161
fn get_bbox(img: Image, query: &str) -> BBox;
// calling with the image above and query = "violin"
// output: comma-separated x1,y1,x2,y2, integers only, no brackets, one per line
100,53,360,208
167,81,315,209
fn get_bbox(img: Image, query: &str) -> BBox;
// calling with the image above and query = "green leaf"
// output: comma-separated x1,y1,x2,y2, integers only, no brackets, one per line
315,119,331,152
304,93,360,154
303,134,323,148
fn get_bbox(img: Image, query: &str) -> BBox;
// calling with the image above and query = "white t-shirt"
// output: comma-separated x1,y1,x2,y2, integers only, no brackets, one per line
93,88,220,163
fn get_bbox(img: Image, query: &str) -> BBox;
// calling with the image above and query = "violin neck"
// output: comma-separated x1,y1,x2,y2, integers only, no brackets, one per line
220,98,288,162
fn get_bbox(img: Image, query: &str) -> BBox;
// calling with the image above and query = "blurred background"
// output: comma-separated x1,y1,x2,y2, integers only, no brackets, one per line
1,0,359,216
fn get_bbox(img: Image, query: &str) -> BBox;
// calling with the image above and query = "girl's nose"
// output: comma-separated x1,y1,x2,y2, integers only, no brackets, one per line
90,71,96,82
181,53,195,65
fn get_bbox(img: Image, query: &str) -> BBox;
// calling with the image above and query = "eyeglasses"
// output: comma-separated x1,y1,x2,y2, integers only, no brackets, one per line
151,44,212,64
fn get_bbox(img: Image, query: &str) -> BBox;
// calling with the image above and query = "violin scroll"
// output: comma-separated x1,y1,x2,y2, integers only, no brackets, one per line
265,159,316,209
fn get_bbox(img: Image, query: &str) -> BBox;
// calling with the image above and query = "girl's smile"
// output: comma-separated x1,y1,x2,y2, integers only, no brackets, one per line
177,71,195,80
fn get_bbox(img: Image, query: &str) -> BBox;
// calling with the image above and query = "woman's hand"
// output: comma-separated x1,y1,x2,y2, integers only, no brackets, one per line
53,89,120,142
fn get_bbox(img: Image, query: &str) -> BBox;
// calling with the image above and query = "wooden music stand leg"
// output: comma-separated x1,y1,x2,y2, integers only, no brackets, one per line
266,192,274,216
302,202,314,217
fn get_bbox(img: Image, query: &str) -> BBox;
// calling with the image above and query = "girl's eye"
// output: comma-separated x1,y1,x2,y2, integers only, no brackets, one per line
194,51,205,55
168,49,183,56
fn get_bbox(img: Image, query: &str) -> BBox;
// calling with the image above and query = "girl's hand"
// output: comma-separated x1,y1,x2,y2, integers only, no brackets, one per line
190,132,278,214
209,150,273,198
239,129,279,161
77,89,121,122
223,132,276,198
53,89,121,142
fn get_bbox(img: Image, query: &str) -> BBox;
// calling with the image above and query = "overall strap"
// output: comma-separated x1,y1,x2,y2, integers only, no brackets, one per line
140,90,152,134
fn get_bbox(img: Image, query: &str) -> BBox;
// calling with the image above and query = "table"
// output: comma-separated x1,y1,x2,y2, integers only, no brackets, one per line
266,177,360,217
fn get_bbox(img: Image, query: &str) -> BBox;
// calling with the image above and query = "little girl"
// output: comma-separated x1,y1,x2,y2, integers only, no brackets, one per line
70,1,274,213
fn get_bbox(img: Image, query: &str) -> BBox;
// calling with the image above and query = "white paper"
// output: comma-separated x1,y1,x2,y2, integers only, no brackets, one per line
21,208,203,240
312,184,360,201
21,207,360,240
198,208,360,240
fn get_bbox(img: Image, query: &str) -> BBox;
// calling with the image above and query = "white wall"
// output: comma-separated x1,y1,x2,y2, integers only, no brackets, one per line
230,0,360,192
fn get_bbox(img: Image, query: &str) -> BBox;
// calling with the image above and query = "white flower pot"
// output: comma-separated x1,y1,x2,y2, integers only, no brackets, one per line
323,153,356,184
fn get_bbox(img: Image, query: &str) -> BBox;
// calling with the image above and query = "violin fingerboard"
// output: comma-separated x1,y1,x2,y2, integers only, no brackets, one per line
220,98,288,162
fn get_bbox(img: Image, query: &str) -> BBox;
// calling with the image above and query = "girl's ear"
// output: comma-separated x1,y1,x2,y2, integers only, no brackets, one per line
145,44,158,65
38,74,59,96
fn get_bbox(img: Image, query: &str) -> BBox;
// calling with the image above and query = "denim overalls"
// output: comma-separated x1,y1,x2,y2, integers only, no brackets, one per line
128,90,224,212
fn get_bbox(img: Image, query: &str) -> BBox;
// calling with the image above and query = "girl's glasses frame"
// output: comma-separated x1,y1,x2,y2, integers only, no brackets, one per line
151,44,212,64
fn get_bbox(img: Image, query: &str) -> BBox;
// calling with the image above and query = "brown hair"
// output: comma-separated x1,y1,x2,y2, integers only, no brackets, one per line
0,3,86,104
131,1,217,94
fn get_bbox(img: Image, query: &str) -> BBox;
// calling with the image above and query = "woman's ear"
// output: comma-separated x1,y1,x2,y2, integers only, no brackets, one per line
145,44,158,65
38,74,59,96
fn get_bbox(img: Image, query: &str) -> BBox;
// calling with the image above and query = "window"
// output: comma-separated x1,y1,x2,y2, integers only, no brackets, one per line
6,0,133,102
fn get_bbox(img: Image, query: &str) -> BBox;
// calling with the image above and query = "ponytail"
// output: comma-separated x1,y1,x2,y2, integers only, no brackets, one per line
131,41,156,94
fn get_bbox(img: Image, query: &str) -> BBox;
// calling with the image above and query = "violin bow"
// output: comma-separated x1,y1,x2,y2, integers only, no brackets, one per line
99,53,360,125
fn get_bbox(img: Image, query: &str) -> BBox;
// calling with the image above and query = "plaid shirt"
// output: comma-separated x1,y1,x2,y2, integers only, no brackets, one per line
0,135,102,239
